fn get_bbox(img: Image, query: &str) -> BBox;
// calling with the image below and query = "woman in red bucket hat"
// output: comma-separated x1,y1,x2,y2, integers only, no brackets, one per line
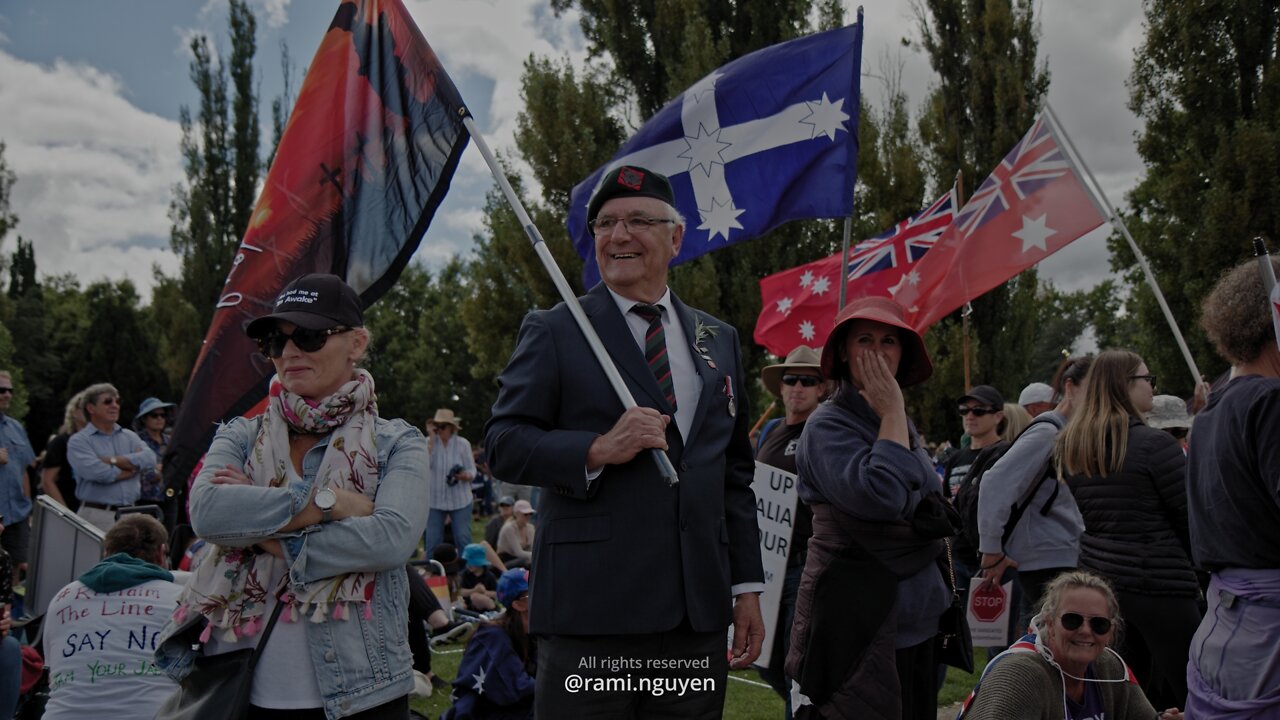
785,296,953,719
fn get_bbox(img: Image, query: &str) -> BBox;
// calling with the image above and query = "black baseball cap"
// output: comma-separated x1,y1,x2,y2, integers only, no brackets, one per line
587,165,676,225
245,273,363,339
958,385,1004,409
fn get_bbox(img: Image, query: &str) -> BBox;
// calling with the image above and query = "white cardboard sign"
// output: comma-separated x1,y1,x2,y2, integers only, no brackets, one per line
966,577,1014,646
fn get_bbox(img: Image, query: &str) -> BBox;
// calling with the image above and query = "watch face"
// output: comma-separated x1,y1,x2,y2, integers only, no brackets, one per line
315,487,337,510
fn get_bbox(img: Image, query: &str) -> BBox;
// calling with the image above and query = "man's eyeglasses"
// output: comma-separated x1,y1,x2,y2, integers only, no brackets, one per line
96,396,120,406
256,327,352,358
590,216,675,236
957,406,998,417
1130,374,1157,388
1060,612,1112,635
0,388,12,395
781,374,821,388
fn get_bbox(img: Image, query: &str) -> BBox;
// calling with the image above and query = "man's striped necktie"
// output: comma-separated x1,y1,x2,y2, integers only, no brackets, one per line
630,303,676,411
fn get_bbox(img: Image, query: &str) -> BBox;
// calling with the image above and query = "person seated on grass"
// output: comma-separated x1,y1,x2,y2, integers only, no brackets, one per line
495,499,535,569
485,496,515,549
460,543,499,612
442,568,535,720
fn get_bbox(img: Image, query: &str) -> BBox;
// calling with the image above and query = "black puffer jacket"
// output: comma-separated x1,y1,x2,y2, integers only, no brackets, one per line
1065,417,1198,596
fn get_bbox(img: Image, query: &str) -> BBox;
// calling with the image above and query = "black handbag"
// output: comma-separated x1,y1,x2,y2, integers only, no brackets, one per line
935,538,974,673
155,597,286,720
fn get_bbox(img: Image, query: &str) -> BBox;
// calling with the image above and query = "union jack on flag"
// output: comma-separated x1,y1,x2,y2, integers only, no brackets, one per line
846,189,957,280
955,114,1071,238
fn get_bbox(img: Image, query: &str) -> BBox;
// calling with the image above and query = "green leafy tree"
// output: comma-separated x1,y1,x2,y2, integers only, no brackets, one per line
145,268,201,397
366,260,492,434
1119,0,1280,394
66,281,167,416
0,141,17,245
167,0,261,333
4,238,62,447
914,0,1051,390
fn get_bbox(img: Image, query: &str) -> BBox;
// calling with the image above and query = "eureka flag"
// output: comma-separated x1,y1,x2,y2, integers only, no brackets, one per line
567,22,863,287
164,0,469,501
896,111,1109,331
754,189,957,357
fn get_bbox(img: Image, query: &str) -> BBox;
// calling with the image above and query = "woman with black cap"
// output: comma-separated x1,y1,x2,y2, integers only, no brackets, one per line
787,296,950,720
155,273,429,719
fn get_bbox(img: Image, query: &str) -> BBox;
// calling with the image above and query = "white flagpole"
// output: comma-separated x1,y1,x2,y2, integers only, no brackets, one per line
838,217,852,311
1044,104,1203,387
838,8,864,314
459,112,680,486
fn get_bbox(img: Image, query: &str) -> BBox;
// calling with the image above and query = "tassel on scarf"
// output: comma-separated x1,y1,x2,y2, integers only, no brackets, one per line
332,603,346,621
311,602,328,623
173,605,189,624
198,623,213,644
362,601,374,620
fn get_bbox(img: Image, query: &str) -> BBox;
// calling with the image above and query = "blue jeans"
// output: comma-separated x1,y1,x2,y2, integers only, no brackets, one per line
0,635,21,719
425,505,473,558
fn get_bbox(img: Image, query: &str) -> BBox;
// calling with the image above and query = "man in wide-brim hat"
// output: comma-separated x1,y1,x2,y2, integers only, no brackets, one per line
753,345,827,709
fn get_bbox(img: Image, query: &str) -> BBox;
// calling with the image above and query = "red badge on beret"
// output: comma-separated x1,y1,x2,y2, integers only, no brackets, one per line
618,167,645,190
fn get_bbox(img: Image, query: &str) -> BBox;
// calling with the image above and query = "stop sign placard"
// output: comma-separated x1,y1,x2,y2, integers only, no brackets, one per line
970,581,1007,623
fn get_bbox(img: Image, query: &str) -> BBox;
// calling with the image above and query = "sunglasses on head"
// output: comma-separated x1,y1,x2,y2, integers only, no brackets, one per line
1060,612,1112,635
957,406,998,416
781,374,821,387
256,326,352,358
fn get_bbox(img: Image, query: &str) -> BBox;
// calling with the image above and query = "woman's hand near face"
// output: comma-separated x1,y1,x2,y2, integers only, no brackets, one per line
857,351,905,418
858,352,910,448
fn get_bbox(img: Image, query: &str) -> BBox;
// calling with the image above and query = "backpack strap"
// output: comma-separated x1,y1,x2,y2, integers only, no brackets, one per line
755,418,782,455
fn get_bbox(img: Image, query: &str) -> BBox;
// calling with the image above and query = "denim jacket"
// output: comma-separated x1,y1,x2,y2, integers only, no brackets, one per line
154,415,429,719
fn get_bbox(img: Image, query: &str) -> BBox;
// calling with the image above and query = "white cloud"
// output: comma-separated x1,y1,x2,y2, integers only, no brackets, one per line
0,50,183,296
252,0,292,29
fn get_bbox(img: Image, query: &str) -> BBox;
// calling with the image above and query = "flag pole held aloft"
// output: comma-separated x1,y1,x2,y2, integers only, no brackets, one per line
1255,236,1278,294
1044,103,1203,388
458,110,679,486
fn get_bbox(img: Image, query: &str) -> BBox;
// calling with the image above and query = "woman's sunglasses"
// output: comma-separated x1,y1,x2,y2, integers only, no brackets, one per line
256,326,352,358
1060,612,1112,635
781,374,821,387
957,406,998,417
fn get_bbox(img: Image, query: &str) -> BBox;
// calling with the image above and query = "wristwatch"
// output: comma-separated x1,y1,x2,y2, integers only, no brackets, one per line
108,456,116,467
314,486,337,523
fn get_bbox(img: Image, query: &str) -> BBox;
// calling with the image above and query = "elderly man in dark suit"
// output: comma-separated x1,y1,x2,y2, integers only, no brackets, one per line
485,165,765,718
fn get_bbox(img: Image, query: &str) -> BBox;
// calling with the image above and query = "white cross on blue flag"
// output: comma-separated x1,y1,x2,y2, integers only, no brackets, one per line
567,21,864,286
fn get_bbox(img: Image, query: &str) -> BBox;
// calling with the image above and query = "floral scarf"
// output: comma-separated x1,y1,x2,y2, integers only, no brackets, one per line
175,370,380,642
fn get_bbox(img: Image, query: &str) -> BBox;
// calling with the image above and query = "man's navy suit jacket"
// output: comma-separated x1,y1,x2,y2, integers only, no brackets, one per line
484,283,765,635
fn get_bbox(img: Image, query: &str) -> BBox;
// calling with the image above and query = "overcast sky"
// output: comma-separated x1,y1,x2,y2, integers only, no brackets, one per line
0,0,1146,301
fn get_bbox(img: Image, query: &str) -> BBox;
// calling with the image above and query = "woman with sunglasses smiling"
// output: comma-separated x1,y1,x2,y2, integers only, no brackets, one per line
1055,350,1200,712
155,274,429,719
959,570,1175,719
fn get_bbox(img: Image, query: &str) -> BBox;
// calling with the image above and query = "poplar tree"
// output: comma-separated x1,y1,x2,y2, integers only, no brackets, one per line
1120,1,1280,391
168,1,259,328
914,0,1050,389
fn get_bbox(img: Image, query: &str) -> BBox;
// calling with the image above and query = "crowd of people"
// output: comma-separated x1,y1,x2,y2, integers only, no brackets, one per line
0,165,1276,720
